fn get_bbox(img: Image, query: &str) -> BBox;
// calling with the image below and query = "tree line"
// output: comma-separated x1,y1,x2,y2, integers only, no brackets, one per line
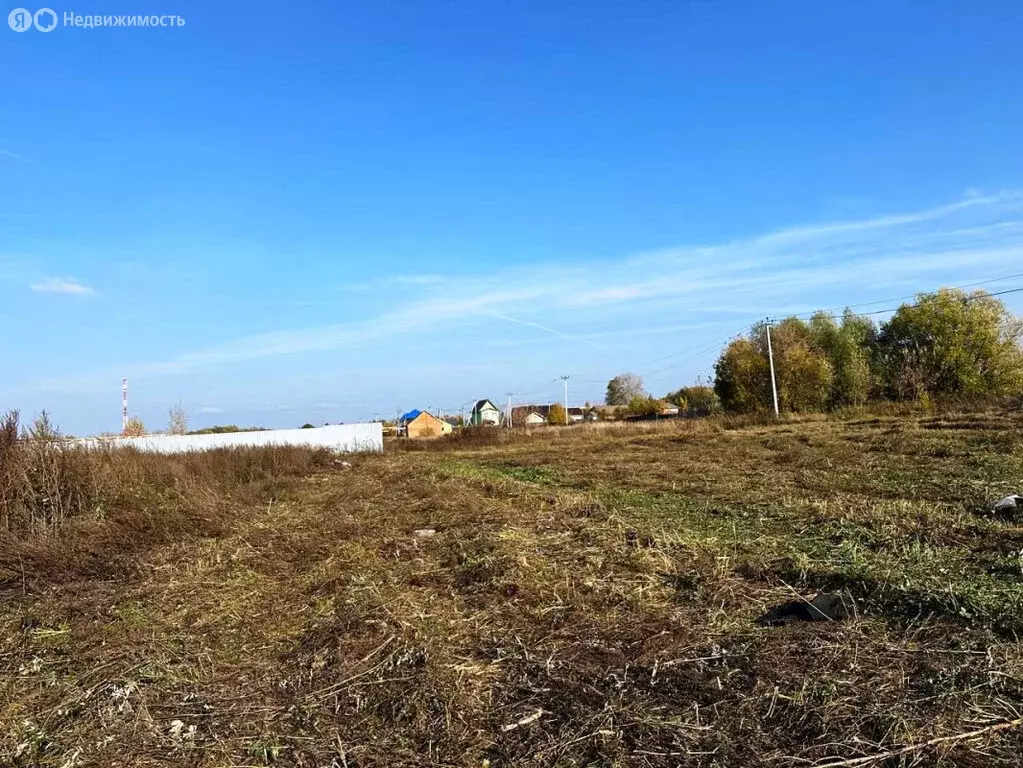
713,288,1023,413
604,372,721,417
602,288,1023,416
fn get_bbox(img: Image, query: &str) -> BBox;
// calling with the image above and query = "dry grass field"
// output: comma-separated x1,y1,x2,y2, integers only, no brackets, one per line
3,410,1023,767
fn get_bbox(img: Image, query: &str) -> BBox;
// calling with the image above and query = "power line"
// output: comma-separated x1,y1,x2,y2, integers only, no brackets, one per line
509,378,561,397
772,285,1023,324
636,335,741,379
780,272,1023,320
572,330,746,384
551,281,1023,403
574,274,1023,383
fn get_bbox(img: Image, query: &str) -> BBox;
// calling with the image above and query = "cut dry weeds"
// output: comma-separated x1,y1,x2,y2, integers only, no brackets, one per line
2,410,1023,766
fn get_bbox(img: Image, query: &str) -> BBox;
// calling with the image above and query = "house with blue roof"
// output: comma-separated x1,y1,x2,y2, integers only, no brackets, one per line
399,409,451,439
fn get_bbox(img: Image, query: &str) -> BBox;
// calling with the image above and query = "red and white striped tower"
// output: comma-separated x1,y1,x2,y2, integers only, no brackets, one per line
121,378,129,434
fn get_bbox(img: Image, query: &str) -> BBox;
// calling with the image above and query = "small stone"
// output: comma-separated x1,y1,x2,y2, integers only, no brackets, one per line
993,495,1023,516
413,528,436,538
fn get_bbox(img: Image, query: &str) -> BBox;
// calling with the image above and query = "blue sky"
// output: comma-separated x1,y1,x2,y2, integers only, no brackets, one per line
2,0,1022,434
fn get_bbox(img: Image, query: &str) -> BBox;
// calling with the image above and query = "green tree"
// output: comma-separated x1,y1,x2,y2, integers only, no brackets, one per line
668,383,721,416
714,338,770,412
714,318,834,413
547,403,568,425
627,395,662,418
664,389,688,411
808,310,876,406
876,289,1023,399
779,341,834,411
713,288,1023,411
605,373,645,405
765,318,834,412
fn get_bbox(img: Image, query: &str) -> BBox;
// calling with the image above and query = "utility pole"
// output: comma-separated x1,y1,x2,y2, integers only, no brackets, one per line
507,392,513,429
560,375,570,425
765,320,780,417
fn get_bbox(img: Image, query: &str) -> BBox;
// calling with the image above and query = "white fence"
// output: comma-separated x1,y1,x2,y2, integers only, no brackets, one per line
79,423,383,454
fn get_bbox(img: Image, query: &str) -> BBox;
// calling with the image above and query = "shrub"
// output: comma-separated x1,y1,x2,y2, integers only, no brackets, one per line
626,396,662,418
0,404,374,596
188,425,267,435
714,338,770,412
547,403,568,425
0,411,98,537
667,384,721,417
124,417,146,437
877,289,1023,400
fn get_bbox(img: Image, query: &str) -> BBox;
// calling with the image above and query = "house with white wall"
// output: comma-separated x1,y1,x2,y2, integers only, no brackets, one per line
469,399,502,426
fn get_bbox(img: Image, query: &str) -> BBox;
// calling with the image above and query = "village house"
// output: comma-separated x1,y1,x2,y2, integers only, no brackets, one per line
597,405,628,421
511,405,549,426
511,405,598,426
569,407,598,422
468,399,502,427
400,409,452,439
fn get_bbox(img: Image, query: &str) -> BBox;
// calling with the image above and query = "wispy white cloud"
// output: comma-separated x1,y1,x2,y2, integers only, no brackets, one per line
747,192,1004,248
489,313,607,349
101,286,550,380
198,406,222,414
39,191,1023,389
30,277,95,295
0,148,35,165
313,402,339,409
569,286,645,306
